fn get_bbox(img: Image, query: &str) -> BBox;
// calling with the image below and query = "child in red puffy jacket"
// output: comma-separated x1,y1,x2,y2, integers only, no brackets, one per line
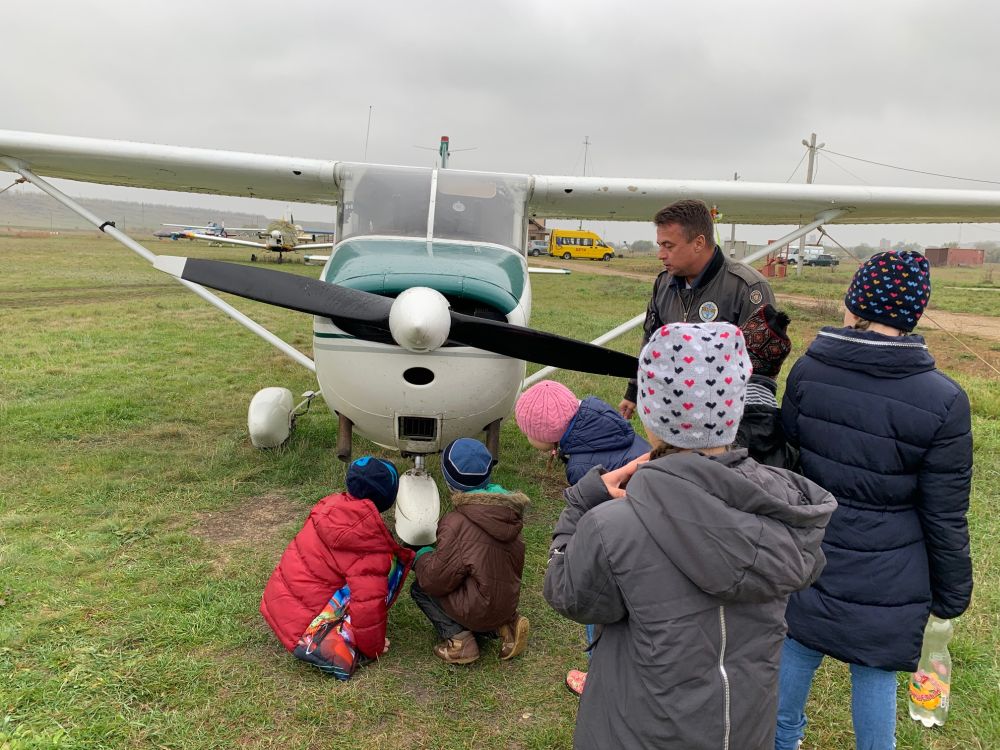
260,457,415,678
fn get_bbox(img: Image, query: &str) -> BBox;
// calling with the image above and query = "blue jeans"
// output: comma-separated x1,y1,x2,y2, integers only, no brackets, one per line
775,637,897,750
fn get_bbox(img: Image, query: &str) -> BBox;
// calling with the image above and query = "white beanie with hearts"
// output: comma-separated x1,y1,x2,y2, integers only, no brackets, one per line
637,322,751,449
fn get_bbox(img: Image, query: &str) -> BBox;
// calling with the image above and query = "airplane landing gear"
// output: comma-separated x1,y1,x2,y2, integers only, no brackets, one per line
395,455,440,546
247,388,318,448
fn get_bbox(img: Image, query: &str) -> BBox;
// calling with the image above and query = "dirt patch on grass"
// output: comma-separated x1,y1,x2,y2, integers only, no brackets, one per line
192,493,304,567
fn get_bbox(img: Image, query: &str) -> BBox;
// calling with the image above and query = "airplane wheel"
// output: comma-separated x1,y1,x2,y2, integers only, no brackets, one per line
562,252,572,260
250,254,257,262
247,387,294,448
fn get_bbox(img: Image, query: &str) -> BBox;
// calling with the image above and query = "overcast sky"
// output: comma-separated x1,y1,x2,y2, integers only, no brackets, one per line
4,0,1000,247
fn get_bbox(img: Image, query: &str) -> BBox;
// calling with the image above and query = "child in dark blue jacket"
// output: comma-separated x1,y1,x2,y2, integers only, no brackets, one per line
515,379,650,695
775,251,973,750
515,380,650,486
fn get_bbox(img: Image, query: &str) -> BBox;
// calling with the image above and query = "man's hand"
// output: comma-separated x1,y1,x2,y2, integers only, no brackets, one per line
618,399,636,419
601,454,649,498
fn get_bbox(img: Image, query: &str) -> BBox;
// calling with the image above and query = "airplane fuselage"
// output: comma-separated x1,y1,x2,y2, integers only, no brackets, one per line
312,235,532,454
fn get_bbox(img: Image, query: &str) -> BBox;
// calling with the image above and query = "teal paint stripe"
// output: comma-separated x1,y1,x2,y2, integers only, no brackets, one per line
313,332,357,339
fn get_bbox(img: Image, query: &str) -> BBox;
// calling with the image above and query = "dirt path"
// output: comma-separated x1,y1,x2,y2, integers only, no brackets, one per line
529,258,1000,343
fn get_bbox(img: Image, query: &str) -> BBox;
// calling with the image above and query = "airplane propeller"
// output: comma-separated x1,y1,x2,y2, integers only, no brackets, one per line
153,256,640,378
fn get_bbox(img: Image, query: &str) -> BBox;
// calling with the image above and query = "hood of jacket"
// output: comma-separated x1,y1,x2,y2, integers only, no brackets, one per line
560,396,637,454
626,450,836,602
452,489,529,544
806,327,935,378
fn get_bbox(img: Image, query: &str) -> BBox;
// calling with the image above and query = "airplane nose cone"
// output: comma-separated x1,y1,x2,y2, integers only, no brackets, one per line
389,287,452,352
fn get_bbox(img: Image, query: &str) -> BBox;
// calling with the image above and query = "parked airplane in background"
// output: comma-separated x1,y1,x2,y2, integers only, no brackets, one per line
192,218,336,261
153,218,335,260
153,221,258,241
2,128,998,541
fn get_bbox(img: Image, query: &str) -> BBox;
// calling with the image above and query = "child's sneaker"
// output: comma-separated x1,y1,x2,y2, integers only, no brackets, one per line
566,669,587,696
498,614,530,660
433,631,480,664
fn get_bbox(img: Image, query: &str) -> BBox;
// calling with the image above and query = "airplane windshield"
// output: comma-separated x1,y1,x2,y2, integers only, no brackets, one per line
337,164,530,251
338,164,432,241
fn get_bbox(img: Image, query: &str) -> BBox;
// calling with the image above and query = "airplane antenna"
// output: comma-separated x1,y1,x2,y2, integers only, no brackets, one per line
415,136,476,168
363,106,374,161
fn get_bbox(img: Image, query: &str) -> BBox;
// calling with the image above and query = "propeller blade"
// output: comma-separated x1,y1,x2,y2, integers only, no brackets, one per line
448,313,638,377
152,257,638,378
153,256,392,326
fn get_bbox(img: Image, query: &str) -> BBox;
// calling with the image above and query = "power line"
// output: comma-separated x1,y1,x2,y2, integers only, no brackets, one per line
818,152,870,185
820,148,1000,187
785,150,807,183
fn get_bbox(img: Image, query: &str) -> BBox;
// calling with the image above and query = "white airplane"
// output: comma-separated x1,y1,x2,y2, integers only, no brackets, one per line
154,220,260,241
2,129,998,542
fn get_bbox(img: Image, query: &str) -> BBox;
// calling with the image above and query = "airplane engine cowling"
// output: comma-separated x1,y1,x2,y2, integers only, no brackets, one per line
247,387,294,448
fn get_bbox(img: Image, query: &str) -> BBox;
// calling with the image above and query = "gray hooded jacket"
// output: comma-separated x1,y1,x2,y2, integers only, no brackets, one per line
544,450,836,750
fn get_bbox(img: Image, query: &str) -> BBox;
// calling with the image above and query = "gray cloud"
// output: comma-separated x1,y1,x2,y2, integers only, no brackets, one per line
4,0,1000,246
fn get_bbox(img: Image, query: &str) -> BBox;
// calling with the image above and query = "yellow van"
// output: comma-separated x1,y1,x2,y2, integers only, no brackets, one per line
549,229,615,261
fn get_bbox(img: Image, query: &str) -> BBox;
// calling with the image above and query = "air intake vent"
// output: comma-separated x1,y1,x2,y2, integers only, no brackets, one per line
398,416,438,441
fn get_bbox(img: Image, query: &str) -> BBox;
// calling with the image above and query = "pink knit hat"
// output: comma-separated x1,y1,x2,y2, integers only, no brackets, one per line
514,380,580,443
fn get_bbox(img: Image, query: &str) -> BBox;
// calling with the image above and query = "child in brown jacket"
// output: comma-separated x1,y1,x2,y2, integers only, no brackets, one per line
410,438,530,664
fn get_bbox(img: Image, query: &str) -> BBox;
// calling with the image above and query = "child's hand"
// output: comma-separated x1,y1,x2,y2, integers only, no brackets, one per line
602,455,649,499
382,638,391,654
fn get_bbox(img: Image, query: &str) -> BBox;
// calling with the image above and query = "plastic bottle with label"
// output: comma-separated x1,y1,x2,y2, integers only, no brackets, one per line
908,616,954,727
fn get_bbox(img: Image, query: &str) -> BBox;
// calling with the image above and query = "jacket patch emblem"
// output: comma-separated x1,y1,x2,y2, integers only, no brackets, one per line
697,302,718,322
749,289,764,305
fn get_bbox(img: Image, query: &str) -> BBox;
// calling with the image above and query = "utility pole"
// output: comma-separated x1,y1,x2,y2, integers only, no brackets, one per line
579,136,590,229
729,172,739,253
797,133,825,276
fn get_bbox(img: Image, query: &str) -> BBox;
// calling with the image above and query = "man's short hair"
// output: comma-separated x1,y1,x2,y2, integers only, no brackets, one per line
653,199,715,247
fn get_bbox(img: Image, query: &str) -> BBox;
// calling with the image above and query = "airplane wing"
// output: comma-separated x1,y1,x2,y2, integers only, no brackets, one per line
528,267,571,274
186,233,267,249
3,129,1000,224
528,176,1000,224
0,130,340,204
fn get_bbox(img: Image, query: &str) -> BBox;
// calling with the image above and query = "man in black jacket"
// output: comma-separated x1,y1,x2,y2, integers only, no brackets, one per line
619,199,774,418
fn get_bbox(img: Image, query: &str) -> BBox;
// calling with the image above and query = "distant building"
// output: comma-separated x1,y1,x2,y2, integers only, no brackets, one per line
527,218,547,244
879,238,891,251
924,247,985,267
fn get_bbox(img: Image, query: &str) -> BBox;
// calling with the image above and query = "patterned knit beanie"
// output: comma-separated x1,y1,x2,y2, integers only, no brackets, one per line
346,456,399,513
441,438,497,491
638,322,751,449
741,304,792,378
844,250,931,332
514,380,580,443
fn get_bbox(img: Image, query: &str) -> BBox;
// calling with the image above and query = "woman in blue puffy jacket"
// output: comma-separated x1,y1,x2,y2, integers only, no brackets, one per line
775,251,973,750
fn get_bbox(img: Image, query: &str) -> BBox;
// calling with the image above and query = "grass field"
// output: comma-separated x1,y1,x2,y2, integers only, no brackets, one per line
2,235,998,749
